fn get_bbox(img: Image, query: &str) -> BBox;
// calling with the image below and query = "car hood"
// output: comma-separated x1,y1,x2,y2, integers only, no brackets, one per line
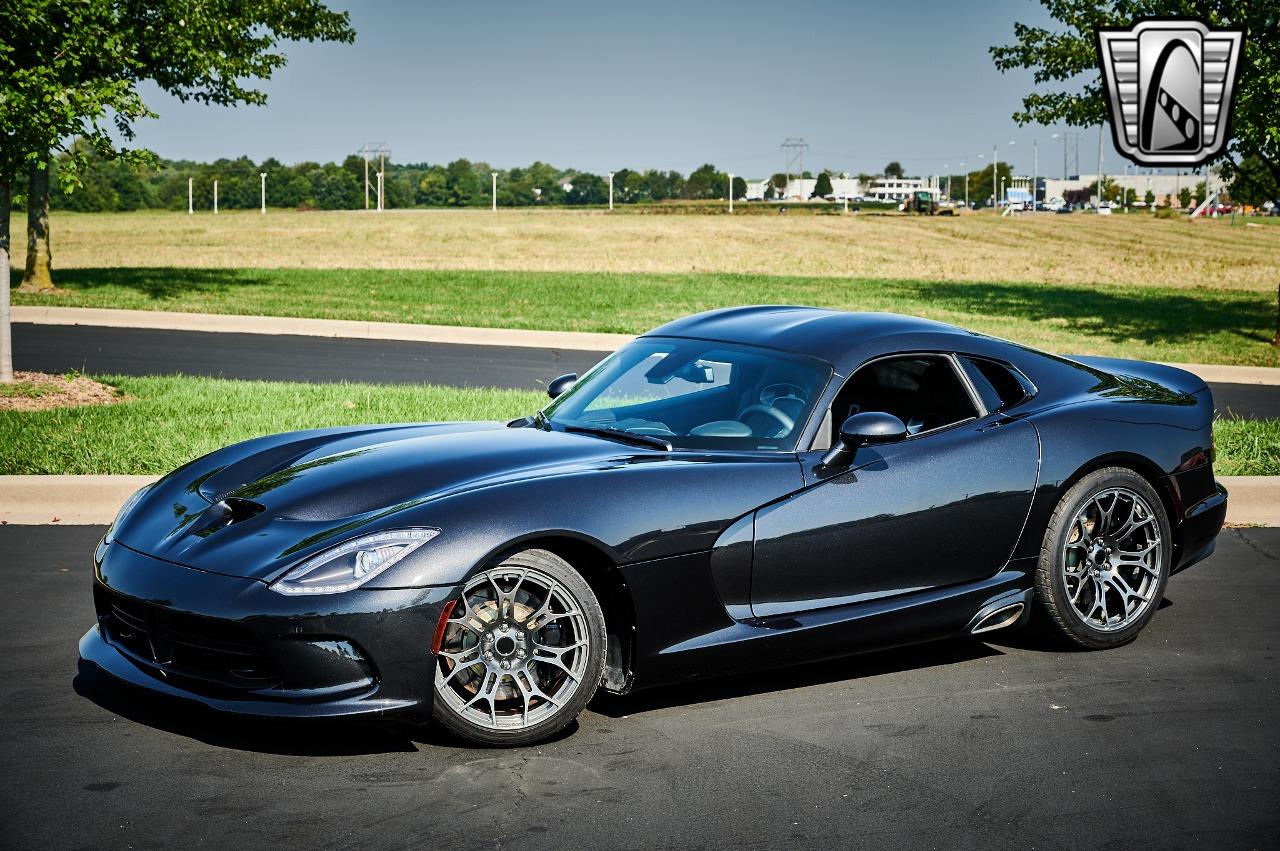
112,422,669,580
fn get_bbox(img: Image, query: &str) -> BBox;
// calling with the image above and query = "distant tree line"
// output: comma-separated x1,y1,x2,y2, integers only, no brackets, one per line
24,145,753,211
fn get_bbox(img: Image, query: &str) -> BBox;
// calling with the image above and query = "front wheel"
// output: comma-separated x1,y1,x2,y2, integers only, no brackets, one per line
432,549,606,746
1034,467,1171,650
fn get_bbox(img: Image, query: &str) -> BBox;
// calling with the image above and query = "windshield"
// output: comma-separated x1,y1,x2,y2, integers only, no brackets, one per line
543,338,832,451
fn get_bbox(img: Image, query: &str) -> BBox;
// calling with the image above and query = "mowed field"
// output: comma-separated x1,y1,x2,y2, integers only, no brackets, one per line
11,208,1280,365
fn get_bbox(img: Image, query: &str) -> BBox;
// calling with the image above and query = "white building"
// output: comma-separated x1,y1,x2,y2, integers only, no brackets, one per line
864,177,937,202
1040,173,1218,206
779,176,864,201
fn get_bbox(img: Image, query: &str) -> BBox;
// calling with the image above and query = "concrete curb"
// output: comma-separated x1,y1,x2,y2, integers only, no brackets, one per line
1,474,1274,527
14,306,1280,385
13,305,635,354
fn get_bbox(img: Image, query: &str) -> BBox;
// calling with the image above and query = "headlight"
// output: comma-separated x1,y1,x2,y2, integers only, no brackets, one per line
270,528,439,595
103,485,151,545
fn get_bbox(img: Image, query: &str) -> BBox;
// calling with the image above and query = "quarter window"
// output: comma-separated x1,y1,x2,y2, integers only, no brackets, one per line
959,357,1032,413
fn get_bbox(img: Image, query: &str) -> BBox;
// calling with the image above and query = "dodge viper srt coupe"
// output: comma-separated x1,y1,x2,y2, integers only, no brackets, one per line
81,307,1227,745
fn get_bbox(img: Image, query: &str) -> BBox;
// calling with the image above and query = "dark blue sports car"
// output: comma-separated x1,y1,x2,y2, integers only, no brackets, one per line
82,307,1227,745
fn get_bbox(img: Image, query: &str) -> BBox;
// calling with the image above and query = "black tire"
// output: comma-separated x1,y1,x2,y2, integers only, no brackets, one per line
432,549,606,747
1034,467,1171,650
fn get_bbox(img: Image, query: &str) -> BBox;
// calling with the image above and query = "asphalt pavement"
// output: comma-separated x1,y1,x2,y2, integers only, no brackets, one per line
2,525,1277,849
14,323,1280,417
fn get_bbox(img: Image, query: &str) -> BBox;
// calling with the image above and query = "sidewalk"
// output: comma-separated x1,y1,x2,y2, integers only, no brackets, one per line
15,305,1280,384
1,474,1274,526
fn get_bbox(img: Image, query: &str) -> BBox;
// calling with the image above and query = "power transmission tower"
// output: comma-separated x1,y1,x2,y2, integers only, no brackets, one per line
781,138,809,199
358,142,390,210
1058,132,1080,179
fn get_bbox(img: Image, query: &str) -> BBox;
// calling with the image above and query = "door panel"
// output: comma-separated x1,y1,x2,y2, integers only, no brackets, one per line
750,418,1039,618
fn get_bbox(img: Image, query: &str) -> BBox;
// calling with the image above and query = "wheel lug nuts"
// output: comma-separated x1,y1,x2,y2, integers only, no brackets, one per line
501,660,510,670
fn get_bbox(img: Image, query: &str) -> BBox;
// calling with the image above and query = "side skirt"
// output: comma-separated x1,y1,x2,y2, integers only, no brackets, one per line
621,553,1035,690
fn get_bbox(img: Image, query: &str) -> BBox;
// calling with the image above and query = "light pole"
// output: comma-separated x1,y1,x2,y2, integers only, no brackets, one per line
728,173,734,213
607,172,614,211
491,172,498,212
961,161,968,208
376,172,384,212
187,177,193,215
260,172,267,214
213,179,218,215
1032,141,1038,208
992,145,998,207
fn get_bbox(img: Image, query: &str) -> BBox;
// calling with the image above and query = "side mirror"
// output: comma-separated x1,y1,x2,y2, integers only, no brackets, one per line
819,411,907,468
547,373,578,400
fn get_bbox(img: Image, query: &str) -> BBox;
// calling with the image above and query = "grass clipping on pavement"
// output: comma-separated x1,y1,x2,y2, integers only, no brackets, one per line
0,375,1274,477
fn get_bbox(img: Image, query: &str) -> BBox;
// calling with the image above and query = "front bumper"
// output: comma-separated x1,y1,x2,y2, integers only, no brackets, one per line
80,539,456,721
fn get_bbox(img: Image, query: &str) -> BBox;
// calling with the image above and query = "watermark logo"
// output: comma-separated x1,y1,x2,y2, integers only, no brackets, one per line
1096,19,1243,167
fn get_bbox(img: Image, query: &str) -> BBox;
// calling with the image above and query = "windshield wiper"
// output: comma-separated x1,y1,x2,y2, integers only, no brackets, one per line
560,424,673,452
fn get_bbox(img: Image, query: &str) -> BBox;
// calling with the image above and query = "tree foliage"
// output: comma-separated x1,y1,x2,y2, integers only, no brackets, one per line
991,1,1279,188
812,172,834,198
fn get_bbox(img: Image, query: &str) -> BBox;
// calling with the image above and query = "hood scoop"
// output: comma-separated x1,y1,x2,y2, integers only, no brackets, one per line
190,497,266,538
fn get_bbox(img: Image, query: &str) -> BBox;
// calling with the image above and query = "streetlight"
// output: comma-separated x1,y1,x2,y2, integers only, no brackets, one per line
259,172,267,214
213,179,218,215
961,160,968,208
607,172,614,211
728,173,734,213
491,172,498,212
187,177,193,215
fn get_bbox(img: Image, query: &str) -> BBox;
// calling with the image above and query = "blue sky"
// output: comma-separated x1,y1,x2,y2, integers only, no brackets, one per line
126,0,1126,178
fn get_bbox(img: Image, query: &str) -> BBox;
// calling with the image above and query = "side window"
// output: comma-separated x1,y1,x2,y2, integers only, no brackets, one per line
959,357,1032,413
830,355,979,440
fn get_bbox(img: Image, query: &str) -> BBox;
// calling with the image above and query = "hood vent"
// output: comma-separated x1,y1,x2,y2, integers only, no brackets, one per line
191,497,266,538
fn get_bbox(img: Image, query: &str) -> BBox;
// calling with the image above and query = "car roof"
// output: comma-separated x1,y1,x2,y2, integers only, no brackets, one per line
643,306,983,373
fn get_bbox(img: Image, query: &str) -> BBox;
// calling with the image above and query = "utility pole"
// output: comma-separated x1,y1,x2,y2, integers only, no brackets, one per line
359,143,389,211
187,177,193,214
1096,123,1105,207
607,172,614,211
992,145,998,207
213,179,218,215
781,138,808,200
491,172,498,212
729,173,735,213
260,172,267,214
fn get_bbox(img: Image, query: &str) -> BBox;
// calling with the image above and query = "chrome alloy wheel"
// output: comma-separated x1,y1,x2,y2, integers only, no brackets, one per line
1061,487,1164,632
435,566,591,731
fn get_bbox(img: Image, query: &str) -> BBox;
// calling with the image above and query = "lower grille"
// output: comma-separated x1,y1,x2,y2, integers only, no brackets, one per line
94,585,280,691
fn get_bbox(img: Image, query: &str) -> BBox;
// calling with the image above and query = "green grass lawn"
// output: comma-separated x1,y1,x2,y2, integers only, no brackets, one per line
11,267,1280,366
0,376,543,475
0,375,1273,476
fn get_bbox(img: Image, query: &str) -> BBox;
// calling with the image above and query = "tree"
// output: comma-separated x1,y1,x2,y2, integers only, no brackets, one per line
1,0,154,379
1144,189,1156,207
16,0,354,291
564,173,607,205
1230,156,1279,208
884,162,905,179
731,176,748,202
1178,186,1192,209
812,172,834,199
992,2,1279,198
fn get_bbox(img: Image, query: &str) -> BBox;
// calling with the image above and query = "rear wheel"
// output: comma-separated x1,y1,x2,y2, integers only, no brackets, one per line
1034,467,1170,649
432,549,606,746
